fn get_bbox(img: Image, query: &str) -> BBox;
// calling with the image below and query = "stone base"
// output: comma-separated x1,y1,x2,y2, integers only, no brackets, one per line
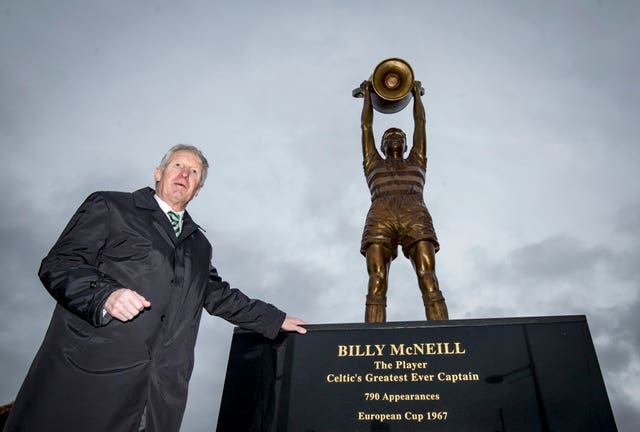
217,315,617,431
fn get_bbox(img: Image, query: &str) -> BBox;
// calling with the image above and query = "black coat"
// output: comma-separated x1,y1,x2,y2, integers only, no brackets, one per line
4,187,285,432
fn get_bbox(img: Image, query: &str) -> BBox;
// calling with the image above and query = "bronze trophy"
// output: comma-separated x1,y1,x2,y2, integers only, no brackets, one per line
354,58,448,323
352,57,425,112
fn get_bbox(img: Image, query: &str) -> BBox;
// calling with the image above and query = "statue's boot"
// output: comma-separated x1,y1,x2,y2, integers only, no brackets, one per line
365,294,387,323
423,291,449,320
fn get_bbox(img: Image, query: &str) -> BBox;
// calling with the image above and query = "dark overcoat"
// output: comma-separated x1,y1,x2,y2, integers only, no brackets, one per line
4,187,285,432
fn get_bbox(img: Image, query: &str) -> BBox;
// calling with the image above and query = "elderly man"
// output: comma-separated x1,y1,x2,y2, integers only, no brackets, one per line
4,145,306,432
360,80,449,323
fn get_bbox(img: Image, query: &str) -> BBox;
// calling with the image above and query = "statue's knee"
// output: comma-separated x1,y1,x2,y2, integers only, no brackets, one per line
415,267,436,280
369,270,387,283
416,268,439,292
368,270,388,290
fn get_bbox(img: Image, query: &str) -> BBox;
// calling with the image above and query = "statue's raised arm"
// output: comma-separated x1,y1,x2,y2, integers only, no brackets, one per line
360,80,378,164
409,81,426,166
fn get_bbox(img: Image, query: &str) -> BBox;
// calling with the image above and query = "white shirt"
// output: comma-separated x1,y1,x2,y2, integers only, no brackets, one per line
154,194,185,233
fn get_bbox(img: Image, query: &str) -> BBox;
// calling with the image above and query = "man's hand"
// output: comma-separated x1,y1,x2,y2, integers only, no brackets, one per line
281,315,307,334
104,288,151,322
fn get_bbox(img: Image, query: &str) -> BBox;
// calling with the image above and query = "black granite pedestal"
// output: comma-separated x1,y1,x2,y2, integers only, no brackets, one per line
217,315,616,431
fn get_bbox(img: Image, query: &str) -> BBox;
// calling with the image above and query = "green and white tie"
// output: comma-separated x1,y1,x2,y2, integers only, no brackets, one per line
167,210,181,237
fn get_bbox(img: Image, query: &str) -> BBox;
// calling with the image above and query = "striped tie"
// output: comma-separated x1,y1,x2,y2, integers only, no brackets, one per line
167,210,181,237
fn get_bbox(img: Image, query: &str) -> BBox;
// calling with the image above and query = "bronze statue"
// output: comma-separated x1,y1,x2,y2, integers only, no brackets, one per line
359,79,448,323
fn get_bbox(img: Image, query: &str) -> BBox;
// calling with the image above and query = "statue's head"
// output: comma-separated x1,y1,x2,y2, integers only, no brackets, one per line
381,128,407,156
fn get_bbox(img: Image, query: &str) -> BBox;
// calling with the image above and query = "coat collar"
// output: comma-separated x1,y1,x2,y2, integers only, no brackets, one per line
133,187,203,245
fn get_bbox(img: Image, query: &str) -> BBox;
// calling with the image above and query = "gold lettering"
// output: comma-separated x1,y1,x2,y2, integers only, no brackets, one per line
404,411,424,422
346,341,466,357
390,344,404,356
326,373,360,383
357,412,402,421
437,371,479,383
337,344,386,357
411,372,435,382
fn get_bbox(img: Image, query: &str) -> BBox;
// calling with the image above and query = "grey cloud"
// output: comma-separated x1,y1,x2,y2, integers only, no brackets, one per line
2,1,639,430
456,213,640,430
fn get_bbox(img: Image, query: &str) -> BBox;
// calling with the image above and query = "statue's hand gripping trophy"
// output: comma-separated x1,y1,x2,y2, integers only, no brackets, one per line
354,58,448,323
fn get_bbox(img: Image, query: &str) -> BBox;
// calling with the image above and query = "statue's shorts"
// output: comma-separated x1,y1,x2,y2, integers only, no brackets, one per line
360,195,439,259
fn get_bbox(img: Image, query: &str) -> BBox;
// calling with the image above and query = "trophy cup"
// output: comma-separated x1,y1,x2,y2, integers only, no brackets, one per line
352,57,424,113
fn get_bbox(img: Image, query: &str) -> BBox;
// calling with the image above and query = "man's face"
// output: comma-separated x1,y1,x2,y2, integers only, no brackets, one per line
154,150,204,211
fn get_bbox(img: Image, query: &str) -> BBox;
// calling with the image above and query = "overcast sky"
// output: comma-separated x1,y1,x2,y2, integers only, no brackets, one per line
1,0,638,430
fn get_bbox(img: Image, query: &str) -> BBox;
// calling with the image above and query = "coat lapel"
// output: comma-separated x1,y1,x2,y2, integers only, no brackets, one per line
132,187,203,247
177,211,202,243
133,187,178,247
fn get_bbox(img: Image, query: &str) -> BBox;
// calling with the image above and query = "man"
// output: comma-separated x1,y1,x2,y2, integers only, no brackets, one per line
4,145,306,432
360,80,449,323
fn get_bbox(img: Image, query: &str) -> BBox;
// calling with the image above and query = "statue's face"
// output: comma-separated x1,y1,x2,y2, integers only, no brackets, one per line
382,131,407,155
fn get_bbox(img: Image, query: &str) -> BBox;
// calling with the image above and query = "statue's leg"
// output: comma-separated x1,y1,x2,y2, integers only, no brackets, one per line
409,240,449,320
365,244,392,323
